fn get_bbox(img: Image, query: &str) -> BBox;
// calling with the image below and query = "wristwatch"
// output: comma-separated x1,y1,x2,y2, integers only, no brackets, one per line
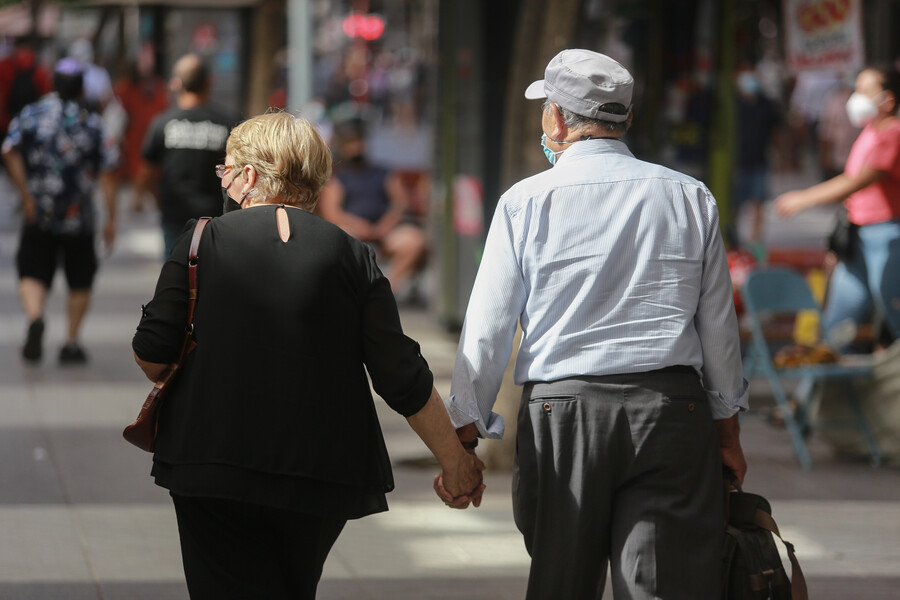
461,438,479,450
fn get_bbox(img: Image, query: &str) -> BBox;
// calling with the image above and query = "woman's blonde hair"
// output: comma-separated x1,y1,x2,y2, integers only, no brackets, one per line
226,111,332,210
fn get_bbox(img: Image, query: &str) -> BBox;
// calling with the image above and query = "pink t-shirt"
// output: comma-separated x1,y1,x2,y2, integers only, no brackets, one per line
844,120,900,225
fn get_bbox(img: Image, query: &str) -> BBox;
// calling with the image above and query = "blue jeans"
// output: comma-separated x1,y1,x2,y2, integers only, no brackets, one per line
822,219,900,345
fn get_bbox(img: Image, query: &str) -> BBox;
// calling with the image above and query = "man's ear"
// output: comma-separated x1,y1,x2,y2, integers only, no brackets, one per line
547,102,567,140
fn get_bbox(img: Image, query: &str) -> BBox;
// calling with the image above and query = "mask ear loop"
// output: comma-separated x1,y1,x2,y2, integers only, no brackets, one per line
239,190,250,207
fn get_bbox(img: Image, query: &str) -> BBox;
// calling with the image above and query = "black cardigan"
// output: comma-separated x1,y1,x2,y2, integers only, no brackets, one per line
133,206,433,519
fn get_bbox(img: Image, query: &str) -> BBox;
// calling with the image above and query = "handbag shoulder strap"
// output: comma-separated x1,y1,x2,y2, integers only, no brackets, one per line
724,471,809,600
753,508,809,600
175,217,211,364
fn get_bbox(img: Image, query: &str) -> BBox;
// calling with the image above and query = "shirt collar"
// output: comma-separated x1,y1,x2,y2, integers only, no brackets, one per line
555,137,634,166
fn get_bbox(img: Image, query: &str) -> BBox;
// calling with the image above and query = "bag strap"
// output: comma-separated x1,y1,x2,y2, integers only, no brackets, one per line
723,469,808,600
753,508,809,600
174,217,210,366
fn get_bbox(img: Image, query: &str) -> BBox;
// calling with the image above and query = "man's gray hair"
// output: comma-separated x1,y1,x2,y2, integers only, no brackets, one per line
543,100,629,135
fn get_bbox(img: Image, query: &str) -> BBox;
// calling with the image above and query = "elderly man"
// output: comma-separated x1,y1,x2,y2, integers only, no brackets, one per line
441,50,748,599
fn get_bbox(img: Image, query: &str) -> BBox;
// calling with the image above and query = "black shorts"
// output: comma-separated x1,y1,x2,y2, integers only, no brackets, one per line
16,225,97,289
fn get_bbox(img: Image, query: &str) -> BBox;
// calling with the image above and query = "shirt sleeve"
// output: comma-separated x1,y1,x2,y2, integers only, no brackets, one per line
1,112,25,155
447,198,526,439
132,221,196,363
360,245,434,418
694,189,750,419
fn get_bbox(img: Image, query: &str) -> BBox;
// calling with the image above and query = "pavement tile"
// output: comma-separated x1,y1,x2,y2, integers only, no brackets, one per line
1,189,900,599
0,429,66,504
43,429,168,504
0,507,93,582
98,582,190,600
0,384,151,429
73,505,185,581
318,577,528,600
0,583,101,600
804,576,900,600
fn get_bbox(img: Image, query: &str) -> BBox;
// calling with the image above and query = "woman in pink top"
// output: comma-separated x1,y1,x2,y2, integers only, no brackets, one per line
776,64,900,346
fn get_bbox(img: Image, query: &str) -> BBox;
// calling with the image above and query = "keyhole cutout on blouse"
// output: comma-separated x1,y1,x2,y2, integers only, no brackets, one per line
275,205,290,242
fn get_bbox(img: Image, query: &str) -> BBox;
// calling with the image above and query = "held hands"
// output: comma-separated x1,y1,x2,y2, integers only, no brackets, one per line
435,453,486,509
434,423,485,509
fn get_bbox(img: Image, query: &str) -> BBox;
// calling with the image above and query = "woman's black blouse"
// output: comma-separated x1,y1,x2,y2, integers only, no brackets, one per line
132,206,434,519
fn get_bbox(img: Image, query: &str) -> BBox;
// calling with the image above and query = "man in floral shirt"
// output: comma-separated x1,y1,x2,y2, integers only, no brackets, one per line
2,58,118,364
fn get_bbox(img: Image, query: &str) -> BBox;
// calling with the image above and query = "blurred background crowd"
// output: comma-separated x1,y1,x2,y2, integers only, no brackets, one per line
0,0,898,321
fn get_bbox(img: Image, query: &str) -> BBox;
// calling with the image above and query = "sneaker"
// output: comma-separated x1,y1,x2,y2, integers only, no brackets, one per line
22,318,44,362
59,343,88,365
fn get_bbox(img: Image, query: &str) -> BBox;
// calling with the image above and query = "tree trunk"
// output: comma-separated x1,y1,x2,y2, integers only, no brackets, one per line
481,0,580,471
246,0,285,118
499,0,581,190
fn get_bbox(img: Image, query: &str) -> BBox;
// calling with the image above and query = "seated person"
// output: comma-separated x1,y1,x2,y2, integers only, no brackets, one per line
318,121,427,294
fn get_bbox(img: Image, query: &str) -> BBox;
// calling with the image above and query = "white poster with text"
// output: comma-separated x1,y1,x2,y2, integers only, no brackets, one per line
784,0,864,72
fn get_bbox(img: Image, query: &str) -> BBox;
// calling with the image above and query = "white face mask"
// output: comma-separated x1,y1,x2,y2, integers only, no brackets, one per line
846,92,880,128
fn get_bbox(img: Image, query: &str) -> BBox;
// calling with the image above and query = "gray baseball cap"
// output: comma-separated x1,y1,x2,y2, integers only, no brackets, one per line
525,49,633,123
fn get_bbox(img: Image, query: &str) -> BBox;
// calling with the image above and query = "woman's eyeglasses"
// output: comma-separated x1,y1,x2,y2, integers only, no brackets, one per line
215,164,234,179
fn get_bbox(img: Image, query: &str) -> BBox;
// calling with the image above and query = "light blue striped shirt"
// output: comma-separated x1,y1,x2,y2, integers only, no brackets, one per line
447,139,749,438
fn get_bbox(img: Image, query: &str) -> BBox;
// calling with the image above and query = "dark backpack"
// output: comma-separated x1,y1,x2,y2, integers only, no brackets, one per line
8,65,39,120
722,477,808,600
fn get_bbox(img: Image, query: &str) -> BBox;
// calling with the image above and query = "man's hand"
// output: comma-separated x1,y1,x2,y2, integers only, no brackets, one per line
404,388,486,510
715,414,747,485
434,450,485,509
440,450,485,496
432,422,485,508
434,471,486,509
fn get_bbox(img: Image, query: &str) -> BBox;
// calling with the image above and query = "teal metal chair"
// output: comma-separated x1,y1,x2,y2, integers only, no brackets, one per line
740,268,882,470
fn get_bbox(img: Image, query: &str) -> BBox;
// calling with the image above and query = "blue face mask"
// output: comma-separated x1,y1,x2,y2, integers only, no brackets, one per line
541,133,564,166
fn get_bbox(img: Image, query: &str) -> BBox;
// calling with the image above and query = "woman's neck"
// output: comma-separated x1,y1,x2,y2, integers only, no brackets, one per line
243,199,304,210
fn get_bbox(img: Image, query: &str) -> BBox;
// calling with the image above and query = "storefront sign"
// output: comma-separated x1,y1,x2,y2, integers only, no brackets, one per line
784,0,863,72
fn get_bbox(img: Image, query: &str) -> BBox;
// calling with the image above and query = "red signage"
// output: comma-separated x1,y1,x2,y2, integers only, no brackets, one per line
342,13,385,41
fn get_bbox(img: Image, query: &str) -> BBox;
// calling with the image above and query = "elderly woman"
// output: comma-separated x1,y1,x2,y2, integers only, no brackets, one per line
132,112,484,599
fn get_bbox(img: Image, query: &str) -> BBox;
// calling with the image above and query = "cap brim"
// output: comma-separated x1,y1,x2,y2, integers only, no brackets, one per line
524,79,546,99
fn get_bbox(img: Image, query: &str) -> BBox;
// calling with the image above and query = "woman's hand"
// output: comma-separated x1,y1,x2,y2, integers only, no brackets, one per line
405,387,487,509
434,451,486,509
773,190,810,218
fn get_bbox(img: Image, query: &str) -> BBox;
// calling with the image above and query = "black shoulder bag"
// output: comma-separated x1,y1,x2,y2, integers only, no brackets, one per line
722,471,808,600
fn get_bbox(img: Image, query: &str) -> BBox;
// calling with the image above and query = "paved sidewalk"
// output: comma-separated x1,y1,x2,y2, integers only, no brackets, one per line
1,184,898,599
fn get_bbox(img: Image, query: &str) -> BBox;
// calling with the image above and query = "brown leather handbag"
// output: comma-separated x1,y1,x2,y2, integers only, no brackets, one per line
123,217,210,452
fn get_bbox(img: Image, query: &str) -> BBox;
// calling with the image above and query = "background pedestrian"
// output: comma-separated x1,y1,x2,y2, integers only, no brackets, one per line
1,57,118,364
